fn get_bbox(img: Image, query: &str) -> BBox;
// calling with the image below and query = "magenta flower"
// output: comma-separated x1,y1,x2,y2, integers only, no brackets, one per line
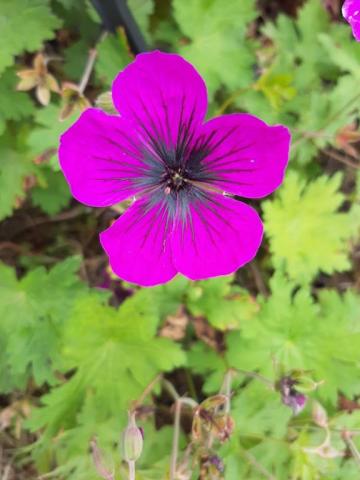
343,0,360,40
59,51,290,286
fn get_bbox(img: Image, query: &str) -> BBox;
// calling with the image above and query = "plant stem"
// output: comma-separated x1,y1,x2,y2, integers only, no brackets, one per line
235,368,274,389
78,31,107,94
134,374,162,408
215,87,250,115
169,397,197,479
342,432,360,470
170,399,182,480
241,448,276,480
325,148,360,169
166,379,197,480
128,460,136,480
221,369,234,414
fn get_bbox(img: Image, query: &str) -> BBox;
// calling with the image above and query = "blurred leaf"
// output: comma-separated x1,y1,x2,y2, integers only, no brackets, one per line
254,70,296,110
31,167,71,214
0,0,61,74
263,172,360,282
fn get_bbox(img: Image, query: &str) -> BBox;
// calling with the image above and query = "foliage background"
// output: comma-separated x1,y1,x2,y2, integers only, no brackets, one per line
0,0,359,479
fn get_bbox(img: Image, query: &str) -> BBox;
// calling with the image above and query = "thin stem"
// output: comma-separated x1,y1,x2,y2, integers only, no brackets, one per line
324,91,360,128
170,399,182,480
325,148,360,169
184,369,198,401
215,87,250,115
292,91,360,150
241,448,276,480
235,368,274,389
343,432,360,470
221,369,234,415
169,398,197,480
162,378,180,401
166,378,197,480
134,374,162,408
249,261,269,297
78,31,108,94
128,460,136,480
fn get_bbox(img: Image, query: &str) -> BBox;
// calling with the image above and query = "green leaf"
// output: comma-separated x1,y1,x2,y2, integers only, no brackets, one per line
0,0,61,74
128,0,154,40
0,68,34,134
0,144,35,220
95,32,132,86
28,290,185,453
226,273,360,404
31,167,71,215
263,0,333,89
263,172,359,282
254,70,296,110
318,28,360,80
27,104,80,170
187,342,226,393
186,276,258,330
63,40,90,81
173,0,257,96
0,257,88,389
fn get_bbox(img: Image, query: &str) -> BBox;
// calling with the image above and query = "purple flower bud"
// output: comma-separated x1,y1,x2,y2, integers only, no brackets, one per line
282,391,307,415
278,376,308,415
208,455,225,473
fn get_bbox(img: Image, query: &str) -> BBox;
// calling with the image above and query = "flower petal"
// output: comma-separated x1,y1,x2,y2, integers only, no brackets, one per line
100,197,177,286
171,192,263,280
112,51,207,147
59,108,148,207
200,113,290,198
343,0,360,41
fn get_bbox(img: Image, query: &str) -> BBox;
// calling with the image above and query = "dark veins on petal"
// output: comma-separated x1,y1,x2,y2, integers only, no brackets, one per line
97,96,252,233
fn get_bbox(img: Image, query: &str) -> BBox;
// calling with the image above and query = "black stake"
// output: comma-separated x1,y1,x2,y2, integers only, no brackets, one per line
90,0,148,54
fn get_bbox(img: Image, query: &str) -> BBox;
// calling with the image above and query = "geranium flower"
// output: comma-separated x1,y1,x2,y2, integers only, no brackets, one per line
342,0,360,41
59,51,290,286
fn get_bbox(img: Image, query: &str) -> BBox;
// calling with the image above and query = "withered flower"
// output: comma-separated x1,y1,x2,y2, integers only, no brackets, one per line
59,82,91,121
16,53,60,106
192,395,234,444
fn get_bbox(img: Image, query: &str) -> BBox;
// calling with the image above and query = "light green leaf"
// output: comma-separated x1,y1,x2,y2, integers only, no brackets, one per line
263,172,359,282
186,276,258,330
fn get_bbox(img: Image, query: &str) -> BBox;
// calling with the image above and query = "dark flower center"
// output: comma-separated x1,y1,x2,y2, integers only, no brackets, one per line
164,167,189,194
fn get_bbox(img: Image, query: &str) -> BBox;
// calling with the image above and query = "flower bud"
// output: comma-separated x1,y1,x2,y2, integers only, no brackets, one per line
278,375,307,415
95,91,117,114
312,401,328,428
122,412,144,463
